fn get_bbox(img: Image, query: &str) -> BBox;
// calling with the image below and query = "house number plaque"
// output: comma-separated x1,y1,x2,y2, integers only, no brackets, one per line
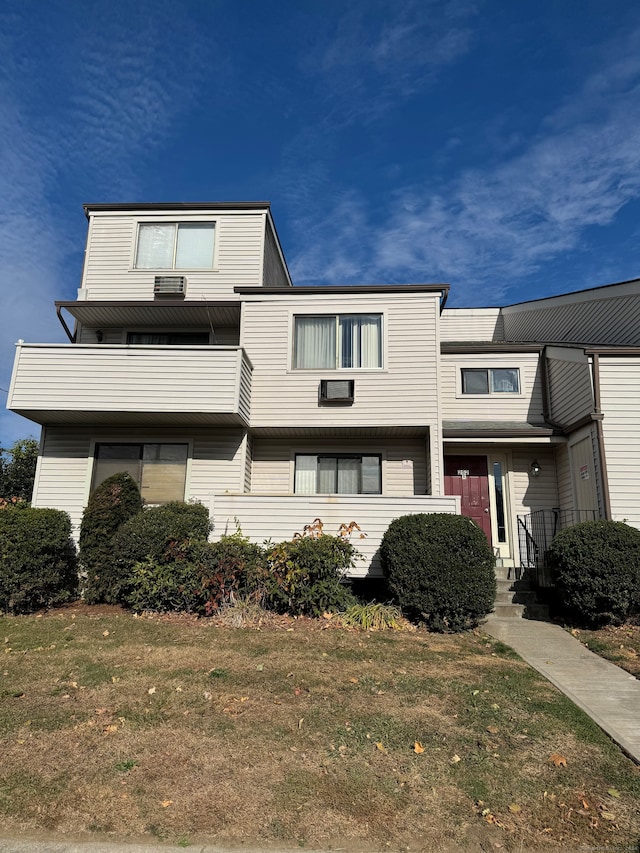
457,469,470,479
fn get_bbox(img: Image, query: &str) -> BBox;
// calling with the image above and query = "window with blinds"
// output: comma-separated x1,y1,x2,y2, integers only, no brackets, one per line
294,454,381,495
92,443,188,504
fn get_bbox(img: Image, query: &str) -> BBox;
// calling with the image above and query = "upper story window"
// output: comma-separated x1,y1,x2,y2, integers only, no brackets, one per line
294,454,382,494
293,314,382,369
127,332,210,345
135,223,215,269
461,368,520,394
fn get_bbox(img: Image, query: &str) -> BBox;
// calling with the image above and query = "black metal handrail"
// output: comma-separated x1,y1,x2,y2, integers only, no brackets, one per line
517,509,598,587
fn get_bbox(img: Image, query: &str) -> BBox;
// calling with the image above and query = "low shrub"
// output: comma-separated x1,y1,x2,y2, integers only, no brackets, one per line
125,533,264,614
0,506,78,613
80,472,143,603
339,602,403,631
110,501,211,603
263,533,356,616
380,513,496,632
547,520,640,627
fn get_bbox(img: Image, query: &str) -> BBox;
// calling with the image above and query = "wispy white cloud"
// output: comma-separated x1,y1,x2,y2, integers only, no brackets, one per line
289,24,640,304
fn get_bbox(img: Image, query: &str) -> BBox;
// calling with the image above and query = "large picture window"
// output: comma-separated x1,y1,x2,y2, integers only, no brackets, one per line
461,368,520,394
293,315,382,369
294,454,381,494
92,443,188,504
135,223,215,269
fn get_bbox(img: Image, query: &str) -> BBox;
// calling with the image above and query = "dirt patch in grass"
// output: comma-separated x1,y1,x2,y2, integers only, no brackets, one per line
567,623,640,679
0,607,638,851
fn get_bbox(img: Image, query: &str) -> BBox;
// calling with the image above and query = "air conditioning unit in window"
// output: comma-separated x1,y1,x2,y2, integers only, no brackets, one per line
154,275,186,297
319,379,354,403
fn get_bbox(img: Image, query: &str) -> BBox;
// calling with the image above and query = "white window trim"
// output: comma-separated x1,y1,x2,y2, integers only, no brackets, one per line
288,310,387,372
455,365,524,398
130,217,220,272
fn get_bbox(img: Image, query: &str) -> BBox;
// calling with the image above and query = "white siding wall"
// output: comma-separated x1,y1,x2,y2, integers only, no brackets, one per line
83,211,266,300
439,352,544,422
546,347,593,427
509,447,559,516
554,443,573,512
250,437,428,495
33,426,247,538
598,356,640,528
241,292,443,491
10,344,250,420
262,222,290,288
211,494,460,577
440,308,504,342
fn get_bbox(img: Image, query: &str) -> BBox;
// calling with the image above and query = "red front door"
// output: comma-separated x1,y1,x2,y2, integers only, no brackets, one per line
444,456,492,544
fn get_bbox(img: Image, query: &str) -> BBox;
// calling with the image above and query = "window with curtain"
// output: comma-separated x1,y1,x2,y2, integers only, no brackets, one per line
127,332,210,345
293,314,382,369
92,443,188,503
135,223,215,269
461,368,520,394
294,454,381,494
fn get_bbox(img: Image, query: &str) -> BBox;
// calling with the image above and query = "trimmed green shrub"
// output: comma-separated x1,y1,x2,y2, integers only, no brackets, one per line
0,506,77,613
126,533,264,614
547,520,640,627
111,501,211,603
263,534,356,617
80,472,143,604
380,513,496,632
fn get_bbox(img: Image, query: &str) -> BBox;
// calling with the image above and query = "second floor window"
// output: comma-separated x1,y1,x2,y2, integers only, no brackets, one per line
135,223,215,269
461,368,520,394
293,314,382,369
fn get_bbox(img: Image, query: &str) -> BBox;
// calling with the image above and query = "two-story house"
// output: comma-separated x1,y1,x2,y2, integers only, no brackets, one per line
7,202,640,582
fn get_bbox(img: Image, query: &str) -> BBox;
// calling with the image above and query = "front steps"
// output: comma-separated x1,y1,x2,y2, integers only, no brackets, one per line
493,559,549,619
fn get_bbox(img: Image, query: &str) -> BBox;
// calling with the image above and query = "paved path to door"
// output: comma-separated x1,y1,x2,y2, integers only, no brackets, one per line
484,615,640,763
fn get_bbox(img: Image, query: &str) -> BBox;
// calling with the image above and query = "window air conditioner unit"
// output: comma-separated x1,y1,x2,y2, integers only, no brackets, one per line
154,275,186,297
319,379,354,403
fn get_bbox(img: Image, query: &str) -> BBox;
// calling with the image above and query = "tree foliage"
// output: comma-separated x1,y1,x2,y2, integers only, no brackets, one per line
0,438,39,502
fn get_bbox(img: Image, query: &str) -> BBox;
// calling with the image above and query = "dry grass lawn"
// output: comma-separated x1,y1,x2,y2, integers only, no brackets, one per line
0,604,638,852
567,622,640,680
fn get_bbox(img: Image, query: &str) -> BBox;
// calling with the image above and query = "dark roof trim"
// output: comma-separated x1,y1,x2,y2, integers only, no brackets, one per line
83,202,271,218
503,276,640,309
56,300,241,310
235,283,450,296
584,346,640,356
442,422,561,438
441,342,544,353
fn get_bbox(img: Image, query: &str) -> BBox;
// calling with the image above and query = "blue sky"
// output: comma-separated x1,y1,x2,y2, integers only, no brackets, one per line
2,0,640,443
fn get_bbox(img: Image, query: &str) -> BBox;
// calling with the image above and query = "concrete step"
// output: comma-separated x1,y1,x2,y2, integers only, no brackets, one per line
492,603,525,618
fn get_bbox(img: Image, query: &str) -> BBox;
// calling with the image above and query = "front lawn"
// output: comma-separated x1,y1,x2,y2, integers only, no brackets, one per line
568,623,640,680
0,605,638,851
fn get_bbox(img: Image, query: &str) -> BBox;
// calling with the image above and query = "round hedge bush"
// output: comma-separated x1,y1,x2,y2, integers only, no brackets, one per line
547,520,640,627
380,513,496,632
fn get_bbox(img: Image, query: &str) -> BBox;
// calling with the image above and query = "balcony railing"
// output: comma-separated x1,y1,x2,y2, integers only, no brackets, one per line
517,508,598,587
8,343,252,426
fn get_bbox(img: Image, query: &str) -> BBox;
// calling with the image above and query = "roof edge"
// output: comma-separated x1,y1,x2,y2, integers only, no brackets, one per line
83,202,272,218
235,284,450,295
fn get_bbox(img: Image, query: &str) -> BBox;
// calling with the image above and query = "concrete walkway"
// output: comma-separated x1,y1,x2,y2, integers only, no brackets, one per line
484,615,640,763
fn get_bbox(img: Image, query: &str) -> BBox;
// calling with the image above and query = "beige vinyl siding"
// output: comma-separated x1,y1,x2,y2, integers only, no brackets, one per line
250,437,428,495
9,344,251,422
509,447,559,516
238,356,252,423
33,426,247,538
262,221,289,288
502,288,640,345
83,212,266,300
439,352,544,422
545,347,593,427
241,292,443,490
554,443,573,512
597,356,640,528
244,434,253,492
211,494,460,576
440,308,504,342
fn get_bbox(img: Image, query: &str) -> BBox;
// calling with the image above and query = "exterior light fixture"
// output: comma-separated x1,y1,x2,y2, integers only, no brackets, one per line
95,330,104,343
530,459,541,477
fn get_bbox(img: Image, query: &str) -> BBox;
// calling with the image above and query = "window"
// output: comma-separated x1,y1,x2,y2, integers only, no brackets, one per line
92,443,188,503
294,454,381,494
461,368,520,394
127,332,210,345
135,223,215,269
293,315,382,369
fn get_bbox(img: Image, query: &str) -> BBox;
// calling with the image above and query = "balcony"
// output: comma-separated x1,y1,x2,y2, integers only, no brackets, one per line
8,343,252,426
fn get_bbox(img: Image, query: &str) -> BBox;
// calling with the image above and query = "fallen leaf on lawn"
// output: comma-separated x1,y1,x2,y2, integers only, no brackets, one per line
450,754,461,764
607,787,620,798
414,741,425,754
322,612,333,620
203,691,212,700
491,703,500,710
508,803,522,813
147,687,156,695
161,799,173,808
349,677,359,683
102,630,110,637
375,741,387,753
175,686,182,692
103,724,118,734
293,688,301,696
111,676,120,683
486,725,499,734
471,689,480,696
240,696,249,702
298,718,304,729
69,681,78,689
548,752,567,767
600,811,616,821
256,664,264,671
94,708,108,715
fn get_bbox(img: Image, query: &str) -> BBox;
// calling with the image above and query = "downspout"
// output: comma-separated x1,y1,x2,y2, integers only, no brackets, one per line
590,353,612,519
56,305,76,343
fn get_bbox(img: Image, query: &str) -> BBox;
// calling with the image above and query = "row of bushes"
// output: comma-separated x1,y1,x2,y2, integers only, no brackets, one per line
2,467,639,630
